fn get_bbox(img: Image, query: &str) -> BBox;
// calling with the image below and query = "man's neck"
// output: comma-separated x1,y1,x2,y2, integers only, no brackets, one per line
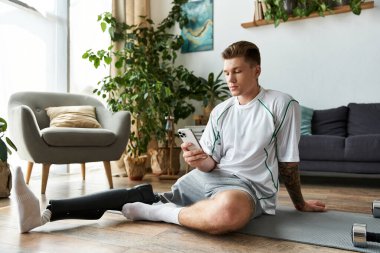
237,86,261,105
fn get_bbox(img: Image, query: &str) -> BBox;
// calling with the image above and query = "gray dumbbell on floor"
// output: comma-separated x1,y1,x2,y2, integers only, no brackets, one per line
373,200,380,218
352,223,380,248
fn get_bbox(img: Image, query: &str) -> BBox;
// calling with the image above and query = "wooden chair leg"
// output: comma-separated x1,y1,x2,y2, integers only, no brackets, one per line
26,161,34,184
41,163,51,194
103,161,113,189
81,163,86,181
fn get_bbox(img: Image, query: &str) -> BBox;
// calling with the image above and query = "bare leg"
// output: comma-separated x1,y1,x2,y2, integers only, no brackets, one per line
179,190,254,234
123,190,255,234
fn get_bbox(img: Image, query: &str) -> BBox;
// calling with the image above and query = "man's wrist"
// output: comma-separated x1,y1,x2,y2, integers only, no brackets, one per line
295,201,306,211
195,156,215,172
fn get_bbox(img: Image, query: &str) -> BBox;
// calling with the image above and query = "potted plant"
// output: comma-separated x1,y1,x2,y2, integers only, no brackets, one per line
263,0,362,27
83,0,201,179
0,117,17,197
263,0,290,27
194,71,230,118
264,0,330,26
349,0,362,14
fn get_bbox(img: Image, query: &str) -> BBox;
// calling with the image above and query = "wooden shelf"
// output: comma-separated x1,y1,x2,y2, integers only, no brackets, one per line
241,1,374,28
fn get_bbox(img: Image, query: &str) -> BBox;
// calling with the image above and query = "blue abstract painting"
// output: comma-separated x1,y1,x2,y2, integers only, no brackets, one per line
181,0,213,53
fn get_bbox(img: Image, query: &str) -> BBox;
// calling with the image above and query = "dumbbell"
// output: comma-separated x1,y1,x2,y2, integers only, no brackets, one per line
373,200,380,218
352,223,380,248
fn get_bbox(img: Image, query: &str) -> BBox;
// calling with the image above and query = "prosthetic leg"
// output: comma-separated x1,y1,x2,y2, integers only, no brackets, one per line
47,184,159,221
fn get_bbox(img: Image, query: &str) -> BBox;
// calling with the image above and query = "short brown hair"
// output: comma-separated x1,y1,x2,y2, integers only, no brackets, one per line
222,41,261,66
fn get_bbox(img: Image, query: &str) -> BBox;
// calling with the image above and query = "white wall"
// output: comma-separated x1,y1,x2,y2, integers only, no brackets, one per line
151,0,380,110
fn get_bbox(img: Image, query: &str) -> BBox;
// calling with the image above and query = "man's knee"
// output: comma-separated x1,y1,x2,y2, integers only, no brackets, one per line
207,191,254,234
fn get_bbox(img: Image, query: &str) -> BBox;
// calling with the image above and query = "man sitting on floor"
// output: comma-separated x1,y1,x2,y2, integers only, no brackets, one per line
14,41,326,234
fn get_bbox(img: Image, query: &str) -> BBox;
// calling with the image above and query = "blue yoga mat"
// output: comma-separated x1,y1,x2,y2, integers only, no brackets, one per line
240,206,380,253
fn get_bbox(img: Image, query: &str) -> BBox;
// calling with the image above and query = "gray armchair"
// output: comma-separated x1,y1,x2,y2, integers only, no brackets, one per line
8,91,131,194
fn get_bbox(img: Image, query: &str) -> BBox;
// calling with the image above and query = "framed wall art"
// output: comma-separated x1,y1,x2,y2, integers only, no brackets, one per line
181,0,213,53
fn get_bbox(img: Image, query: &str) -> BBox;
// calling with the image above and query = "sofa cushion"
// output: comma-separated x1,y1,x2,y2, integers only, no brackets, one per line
300,106,313,135
299,135,345,161
347,103,380,136
41,127,116,147
345,134,380,162
312,106,348,137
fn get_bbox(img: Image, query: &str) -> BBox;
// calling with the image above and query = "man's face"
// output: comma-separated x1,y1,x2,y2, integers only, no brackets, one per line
223,57,261,104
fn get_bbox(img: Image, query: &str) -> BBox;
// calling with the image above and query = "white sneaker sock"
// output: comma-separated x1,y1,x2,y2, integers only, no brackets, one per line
122,202,182,225
13,166,47,233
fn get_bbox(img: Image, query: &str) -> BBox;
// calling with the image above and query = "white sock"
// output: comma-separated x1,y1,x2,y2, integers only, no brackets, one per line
13,166,48,233
122,202,182,225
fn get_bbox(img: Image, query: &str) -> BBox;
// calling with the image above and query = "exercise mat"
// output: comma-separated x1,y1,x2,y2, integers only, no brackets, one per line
239,206,380,253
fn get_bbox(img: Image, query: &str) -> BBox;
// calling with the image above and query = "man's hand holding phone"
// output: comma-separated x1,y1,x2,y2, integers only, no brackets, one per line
178,128,216,172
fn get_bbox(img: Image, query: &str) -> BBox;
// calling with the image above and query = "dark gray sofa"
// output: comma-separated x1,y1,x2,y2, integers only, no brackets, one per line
299,103,380,175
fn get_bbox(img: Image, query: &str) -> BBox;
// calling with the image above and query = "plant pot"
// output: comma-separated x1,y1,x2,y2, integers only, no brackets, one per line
124,155,147,181
0,161,12,198
203,104,214,120
157,147,181,175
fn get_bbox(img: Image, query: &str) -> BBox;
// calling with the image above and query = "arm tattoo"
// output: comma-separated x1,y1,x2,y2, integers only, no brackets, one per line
278,162,305,210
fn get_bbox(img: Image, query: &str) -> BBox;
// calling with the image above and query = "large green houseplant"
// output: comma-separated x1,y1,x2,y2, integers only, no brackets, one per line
0,117,17,197
83,0,203,177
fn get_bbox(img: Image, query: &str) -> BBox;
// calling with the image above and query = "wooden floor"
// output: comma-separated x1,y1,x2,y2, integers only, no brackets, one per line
1,166,379,253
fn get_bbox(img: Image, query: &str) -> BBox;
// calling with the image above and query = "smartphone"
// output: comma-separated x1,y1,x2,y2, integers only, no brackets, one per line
178,128,202,151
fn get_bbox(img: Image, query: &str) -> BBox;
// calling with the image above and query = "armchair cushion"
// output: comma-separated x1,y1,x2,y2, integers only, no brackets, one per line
41,127,116,147
45,105,101,128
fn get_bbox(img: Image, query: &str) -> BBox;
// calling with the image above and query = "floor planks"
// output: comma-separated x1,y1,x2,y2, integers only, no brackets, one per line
0,166,379,253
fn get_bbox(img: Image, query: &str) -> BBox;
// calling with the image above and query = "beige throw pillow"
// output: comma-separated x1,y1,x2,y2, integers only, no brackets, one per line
45,106,102,128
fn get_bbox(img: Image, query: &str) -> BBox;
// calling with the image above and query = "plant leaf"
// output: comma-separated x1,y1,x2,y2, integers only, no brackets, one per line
5,137,17,152
0,141,7,162
104,56,112,65
0,117,6,132
101,22,107,32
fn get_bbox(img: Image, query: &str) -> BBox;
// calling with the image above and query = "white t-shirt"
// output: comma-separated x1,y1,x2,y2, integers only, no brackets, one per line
200,87,301,214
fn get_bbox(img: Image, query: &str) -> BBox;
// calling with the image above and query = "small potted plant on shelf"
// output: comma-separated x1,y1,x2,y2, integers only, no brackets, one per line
263,0,290,27
263,0,363,27
0,117,17,197
291,0,330,18
349,0,362,14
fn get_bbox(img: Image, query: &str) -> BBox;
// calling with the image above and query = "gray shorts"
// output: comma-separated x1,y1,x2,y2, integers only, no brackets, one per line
160,169,263,219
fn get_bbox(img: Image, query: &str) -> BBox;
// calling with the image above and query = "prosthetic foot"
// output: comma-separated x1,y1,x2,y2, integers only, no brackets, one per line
48,184,160,221
13,166,51,233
